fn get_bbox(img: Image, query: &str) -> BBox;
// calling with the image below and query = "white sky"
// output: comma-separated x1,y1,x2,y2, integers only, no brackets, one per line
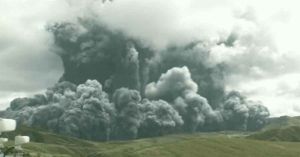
1,0,300,116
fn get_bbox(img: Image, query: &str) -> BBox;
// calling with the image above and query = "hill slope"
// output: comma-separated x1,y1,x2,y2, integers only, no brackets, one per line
264,116,300,130
2,126,300,157
91,135,300,157
248,126,300,142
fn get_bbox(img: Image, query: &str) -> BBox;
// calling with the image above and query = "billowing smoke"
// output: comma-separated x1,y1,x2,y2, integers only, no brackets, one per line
145,67,269,132
246,101,270,131
139,99,183,137
145,66,198,101
0,78,269,141
47,19,152,95
58,80,115,141
147,45,226,108
0,1,271,141
47,17,224,105
1,80,115,141
219,91,270,131
112,88,141,140
145,66,218,132
220,91,250,130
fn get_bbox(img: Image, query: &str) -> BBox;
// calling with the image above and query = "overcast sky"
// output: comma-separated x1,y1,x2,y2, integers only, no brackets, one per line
1,0,300,116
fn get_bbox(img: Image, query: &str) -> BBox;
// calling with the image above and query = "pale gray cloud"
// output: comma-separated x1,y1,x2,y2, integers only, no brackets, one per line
0,0,70,108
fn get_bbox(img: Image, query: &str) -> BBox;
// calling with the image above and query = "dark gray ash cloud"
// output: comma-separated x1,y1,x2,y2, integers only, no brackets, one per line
7,0,300,141
0,67,269,141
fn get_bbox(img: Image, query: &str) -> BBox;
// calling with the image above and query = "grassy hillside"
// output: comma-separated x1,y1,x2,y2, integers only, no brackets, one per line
246,116,300,142
2,127,300,157
248,126,300,142
264,116,300,130
90,135,300,157
2,126,97,157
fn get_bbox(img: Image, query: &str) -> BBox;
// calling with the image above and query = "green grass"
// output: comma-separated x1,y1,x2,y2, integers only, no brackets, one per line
89,134,300,157
2,124,300,157
248,126,300,142
4,129,300,157
246,116,300,142
20,133,300,157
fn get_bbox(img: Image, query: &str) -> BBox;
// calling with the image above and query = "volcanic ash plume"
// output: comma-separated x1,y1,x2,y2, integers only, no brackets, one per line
47,18,225,106
1,80,115,141
48,20,151,94
112,88,142,140
58,80,115,141
145,66,198,101
0,70,269,141
0,11,270,141
139,99,183,137
147,44,226,108
219,91,270,131
145,67,269,132
220,91,250,130
146,66,220,132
